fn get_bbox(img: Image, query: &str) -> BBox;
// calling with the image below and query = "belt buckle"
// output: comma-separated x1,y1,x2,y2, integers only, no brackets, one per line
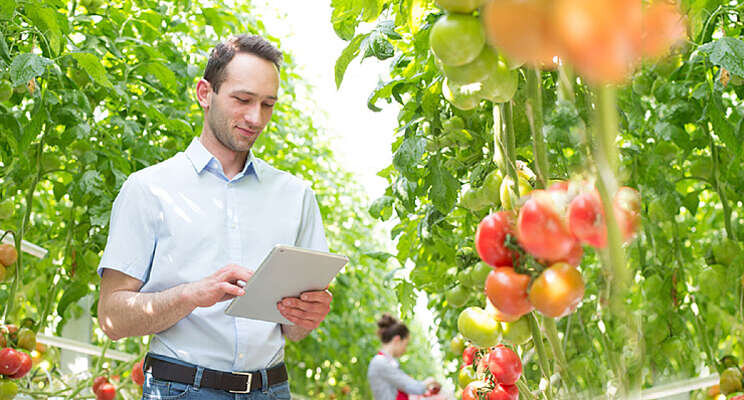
228,371,253,394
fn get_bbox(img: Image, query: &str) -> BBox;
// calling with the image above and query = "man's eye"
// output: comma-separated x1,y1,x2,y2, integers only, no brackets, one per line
235,97,250,103
263,103,275,108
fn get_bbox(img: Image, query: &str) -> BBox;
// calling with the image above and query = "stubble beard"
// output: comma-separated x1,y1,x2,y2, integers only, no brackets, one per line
207,109,255,154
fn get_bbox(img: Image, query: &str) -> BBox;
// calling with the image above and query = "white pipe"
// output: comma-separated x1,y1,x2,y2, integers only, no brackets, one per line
36,334,136,362
0,229,48,259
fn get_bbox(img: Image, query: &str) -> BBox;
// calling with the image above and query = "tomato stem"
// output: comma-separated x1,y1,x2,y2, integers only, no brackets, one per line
526,68,548,189
516,376,537,400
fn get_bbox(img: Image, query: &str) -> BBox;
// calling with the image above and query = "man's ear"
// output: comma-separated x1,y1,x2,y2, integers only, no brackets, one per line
196,79,212,109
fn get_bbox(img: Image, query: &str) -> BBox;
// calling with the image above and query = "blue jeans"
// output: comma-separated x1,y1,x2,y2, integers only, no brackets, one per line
141,355,292,400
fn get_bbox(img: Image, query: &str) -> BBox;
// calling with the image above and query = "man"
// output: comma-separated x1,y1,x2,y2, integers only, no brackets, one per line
97,34,332,399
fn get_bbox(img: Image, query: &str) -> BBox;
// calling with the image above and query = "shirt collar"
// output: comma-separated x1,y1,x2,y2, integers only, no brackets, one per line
185,137,261,181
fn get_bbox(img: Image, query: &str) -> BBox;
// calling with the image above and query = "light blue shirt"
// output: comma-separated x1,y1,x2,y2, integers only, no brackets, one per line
99,137,328,372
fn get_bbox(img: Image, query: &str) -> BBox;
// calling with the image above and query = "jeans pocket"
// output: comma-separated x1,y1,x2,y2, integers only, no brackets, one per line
142,373,191,400
268,381,291,400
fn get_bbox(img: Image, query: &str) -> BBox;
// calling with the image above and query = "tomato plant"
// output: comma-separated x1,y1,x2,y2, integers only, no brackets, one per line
457,307,501,348
517,190,577,262
430,14,486,66
475,212,517,267
528,263,585,318
487,345,522,385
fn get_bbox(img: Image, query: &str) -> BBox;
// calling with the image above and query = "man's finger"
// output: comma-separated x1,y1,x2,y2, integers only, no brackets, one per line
298,290,332,303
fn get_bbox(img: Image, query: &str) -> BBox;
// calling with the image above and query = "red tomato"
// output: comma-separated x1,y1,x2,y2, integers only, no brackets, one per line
8,351,31,379
96,382,116,400
476,212,518,267
92,376,109,395
485,268,533,317
640,2,686,58
463,346,478,366
462,381,486,400
487,345,522,385
0,348,22,376
569,190,607,248
485,297,520,323
517,190,577,262
131,359,145,386
486,384,519,400
528,262,585,318
613,186,641,242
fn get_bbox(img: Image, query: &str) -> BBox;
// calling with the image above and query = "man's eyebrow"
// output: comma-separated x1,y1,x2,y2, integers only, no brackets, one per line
233,90,278,101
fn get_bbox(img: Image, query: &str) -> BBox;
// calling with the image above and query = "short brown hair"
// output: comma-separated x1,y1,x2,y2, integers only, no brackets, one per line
203,34,283,93
376,314,409,343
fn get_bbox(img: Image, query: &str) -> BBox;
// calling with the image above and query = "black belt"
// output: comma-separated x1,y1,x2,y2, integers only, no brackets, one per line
143,355,288,393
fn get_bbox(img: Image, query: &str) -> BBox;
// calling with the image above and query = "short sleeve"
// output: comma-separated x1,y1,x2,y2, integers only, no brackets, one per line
98,175,157,282
295,186,328,252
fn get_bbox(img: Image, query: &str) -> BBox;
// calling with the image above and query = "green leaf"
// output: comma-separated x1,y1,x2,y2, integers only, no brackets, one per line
428,156,460,214
707,93,737,151
378,20,402,40
71,52,113,88
0,0,14,20
362,32,394,61
698,37,744,77
27,6,63,55
143,61,178,92
395,279,417,318
335,33,369,89
9,53,52,86
393,136,425,180
0,31,9,60
57,280,90,321
363,251,394,262
331,0,362,40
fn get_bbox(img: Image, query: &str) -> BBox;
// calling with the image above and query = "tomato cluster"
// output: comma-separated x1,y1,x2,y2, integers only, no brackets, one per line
457,344,522,400
430,0,519,110
475,180,641,319
92,376,117,400
708,355,744,399
480,0,686,84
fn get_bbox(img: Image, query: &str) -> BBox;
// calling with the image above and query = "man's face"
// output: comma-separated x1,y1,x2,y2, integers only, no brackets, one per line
204,53,279,153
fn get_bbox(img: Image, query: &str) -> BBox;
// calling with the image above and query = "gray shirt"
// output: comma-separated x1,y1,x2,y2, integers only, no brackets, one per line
368,352,427,400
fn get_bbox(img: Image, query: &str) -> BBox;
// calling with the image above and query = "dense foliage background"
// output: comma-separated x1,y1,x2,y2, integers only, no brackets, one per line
0,0,440,398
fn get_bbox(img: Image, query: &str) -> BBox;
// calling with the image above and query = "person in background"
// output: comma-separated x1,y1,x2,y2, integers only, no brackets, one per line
368,314,442,400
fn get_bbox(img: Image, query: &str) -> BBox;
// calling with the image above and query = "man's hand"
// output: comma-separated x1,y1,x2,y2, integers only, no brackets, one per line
186,264,254,308
277,290,332,330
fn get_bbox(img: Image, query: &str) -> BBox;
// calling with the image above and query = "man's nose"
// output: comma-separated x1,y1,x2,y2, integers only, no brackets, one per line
243,103,261,125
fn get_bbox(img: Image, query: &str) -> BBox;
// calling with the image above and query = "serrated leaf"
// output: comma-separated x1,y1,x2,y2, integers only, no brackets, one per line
393,136,425,180
395,279,416,318
698,37,744,77
363,251,394,262
428,157,460,214
9,53,52,86
71,52,113,88
335,33,368,89
378,20,403,40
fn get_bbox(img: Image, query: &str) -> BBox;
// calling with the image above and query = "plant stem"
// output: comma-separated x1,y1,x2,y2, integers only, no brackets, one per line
527,312,554,400
526,69,548,189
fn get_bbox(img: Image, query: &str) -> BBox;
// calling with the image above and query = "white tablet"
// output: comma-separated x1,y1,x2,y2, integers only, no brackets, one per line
224,244,349,325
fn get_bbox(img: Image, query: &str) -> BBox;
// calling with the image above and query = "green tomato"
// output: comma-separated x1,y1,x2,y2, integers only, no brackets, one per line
482,169,503,203
0,201,13,221
429,14,485,67
440,47,499,85
442,115,465,132
458,366,478,388
17,327,36,351
442,79,480,111
468,262,492,290
720,367,744,395
499,175,531,210
434,0,486,13
479,59,519,103
713,239,742,266
500,316,531,346
0,81,12,102
460,187,490,212
446,284,470,308
457,306,500,348
721,355,740,369
450,334,466,354
458,268,477,289
0,379,18,400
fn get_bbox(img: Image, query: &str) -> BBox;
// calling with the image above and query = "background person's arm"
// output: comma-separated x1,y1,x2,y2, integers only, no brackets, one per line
98,264,253,340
